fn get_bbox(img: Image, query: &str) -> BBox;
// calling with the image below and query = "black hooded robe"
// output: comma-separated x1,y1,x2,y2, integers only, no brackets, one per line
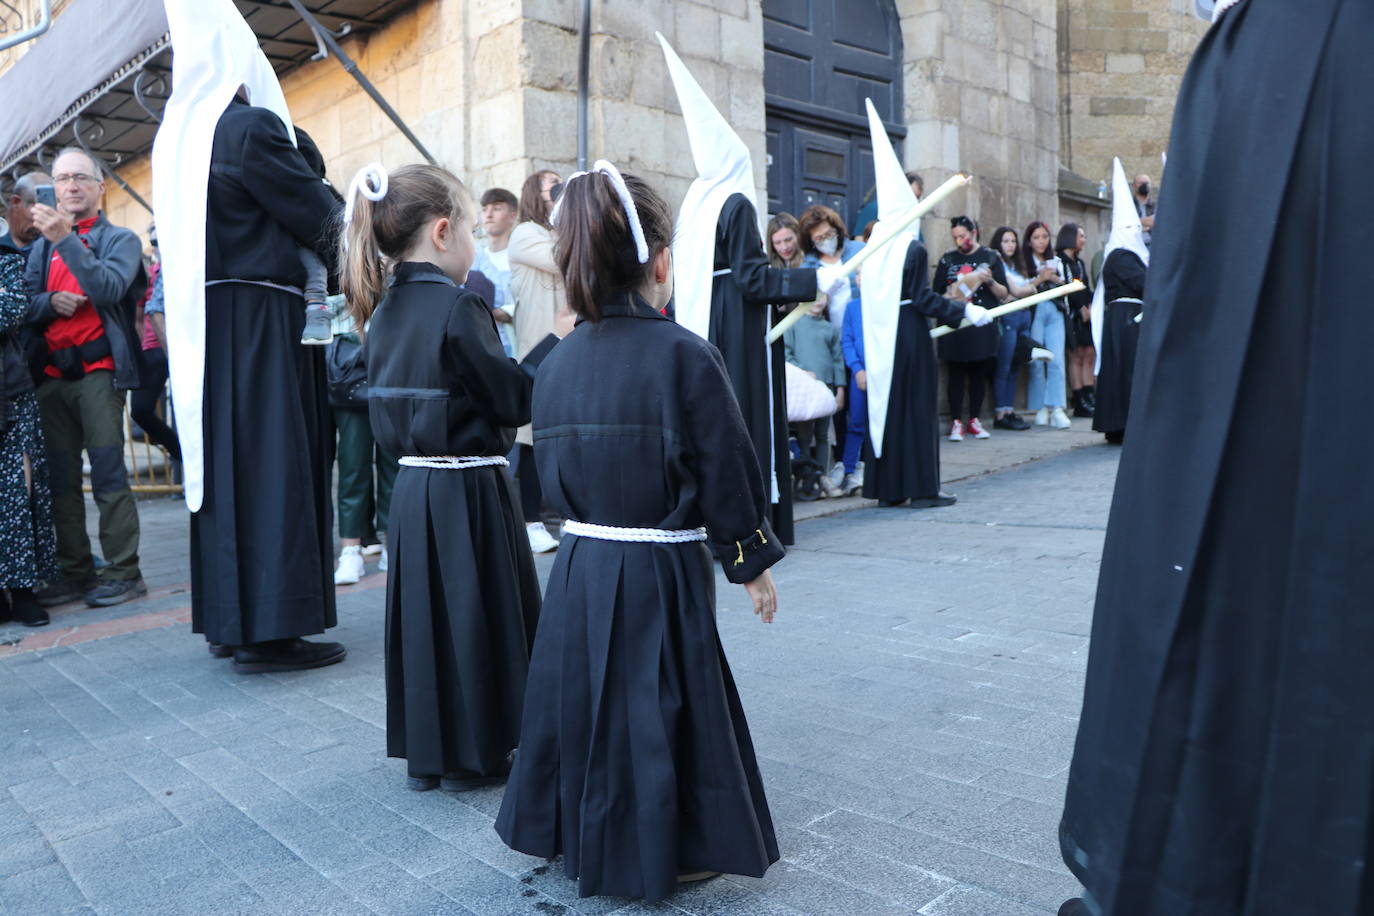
1060,3,1374,913
862,240,966,503
1091,249,1145,437
496,294,785,903
706,193,817,546
191,102,340,647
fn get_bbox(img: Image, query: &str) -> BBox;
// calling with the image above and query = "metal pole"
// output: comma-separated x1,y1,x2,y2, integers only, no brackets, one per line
283,0,437,165
576,0,591,170
0,0,50,54
73,118,154,213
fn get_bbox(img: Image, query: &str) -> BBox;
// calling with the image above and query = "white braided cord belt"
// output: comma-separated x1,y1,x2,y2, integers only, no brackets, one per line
398,455,510,470
563,520,707,544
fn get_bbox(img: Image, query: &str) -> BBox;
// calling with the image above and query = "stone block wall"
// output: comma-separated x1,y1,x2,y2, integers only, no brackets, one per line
1057,0,1207,189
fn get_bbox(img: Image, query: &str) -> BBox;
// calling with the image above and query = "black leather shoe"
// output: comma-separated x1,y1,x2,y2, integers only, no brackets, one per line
408,775,440,792
993,413,1030,431
232,638,347,674
34,575,99,608
1058,899,1086,916
9,589,49,627
878,499,909,508
440,771,507,792
207,643,234,659
910,492,957,508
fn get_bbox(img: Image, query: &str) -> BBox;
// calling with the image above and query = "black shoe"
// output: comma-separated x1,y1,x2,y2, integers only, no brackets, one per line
9,589,49,627
993,413,1030,431
878,499,909,508
1071,390,1094,418
1058,899,1086,916
85,577,148,608
34,575,99,608
301,308,333,345
440,771,507,793
207,642,234,659
232,637,347,674
1104,430,1124,445
910,492,957,508
1082,386,1097,411
408,775,440,792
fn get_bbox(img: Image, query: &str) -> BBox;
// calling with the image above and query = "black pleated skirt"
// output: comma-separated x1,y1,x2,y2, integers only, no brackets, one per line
1092,299,1142,435
385,463,541,777
495,535,778,903
863,308,943,502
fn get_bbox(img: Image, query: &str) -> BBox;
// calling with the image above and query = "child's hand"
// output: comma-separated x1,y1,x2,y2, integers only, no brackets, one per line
744,570,777,624
835,387,846,410
855,369,867,391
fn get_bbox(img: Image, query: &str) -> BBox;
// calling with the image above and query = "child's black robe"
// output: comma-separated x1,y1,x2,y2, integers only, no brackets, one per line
365,261,544,779
496,293,785,903
1091,248,1145,436
862,240,965,503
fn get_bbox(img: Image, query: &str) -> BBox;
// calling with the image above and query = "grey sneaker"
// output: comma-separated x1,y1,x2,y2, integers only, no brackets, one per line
34,575,99,607
839,472,863,496
301,308,333,345
84,577,148,608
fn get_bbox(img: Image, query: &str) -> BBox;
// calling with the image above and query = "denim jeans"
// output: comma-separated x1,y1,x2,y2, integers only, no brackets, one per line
1027,302,1067,410
993,310,1033,411
843,379,867,474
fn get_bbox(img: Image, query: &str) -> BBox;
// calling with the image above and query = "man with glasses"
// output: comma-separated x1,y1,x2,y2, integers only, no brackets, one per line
25,147,147,608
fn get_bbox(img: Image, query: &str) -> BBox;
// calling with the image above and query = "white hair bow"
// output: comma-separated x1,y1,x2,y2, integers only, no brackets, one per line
343,163,389,227
549,159,649,264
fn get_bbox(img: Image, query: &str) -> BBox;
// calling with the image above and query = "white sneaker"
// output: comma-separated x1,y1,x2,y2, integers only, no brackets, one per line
840,472,863,496
967,417,991,439
1034,408,1050,426
334,545,364,585
820,478,842,499
1031,347,1054,362
360,542,383,557
948,419,964,442
379,547,388,573
1051,407,1072,429
827,462,845,489
526,522,559,554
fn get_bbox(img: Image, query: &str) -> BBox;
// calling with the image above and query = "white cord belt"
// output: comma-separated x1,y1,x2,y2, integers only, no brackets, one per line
398,455,510,470
712,268,732,277
563,520,707,543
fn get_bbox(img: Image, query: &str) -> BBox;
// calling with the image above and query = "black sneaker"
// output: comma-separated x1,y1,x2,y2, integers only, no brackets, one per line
993,413,1031,431
301,308,333,345
85,577,148,607
34,575,99,608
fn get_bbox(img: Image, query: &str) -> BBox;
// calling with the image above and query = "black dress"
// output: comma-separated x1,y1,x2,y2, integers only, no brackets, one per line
1060,2,1374,913
496,293,785,903
862,241,966,503
366,262,546,780
1058,251,1094,351
191,101,340,647
707,194,818,546
1091,249,1145,436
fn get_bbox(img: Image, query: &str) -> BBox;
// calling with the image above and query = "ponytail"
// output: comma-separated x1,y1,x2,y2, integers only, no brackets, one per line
341,192,387,330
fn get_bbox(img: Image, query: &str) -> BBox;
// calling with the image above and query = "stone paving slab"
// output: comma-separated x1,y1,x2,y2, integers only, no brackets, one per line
0,442,1120,915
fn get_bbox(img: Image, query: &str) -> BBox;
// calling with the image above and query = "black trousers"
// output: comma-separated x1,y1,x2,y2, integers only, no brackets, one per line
129,347,182,461
947,359,993,422
516,443,542,523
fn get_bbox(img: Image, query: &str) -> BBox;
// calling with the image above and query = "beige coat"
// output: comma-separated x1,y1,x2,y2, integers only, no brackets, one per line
507,221,564,446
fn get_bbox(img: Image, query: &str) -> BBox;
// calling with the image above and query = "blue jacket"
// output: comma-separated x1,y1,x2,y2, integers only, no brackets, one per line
802,238,865,302
841,295,865,374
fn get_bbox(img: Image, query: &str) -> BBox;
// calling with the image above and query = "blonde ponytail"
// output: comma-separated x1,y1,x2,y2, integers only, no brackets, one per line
340,193,387,333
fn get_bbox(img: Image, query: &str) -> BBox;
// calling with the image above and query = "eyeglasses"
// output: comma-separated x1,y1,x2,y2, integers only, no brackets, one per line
52,173,98,186
812,230,838,243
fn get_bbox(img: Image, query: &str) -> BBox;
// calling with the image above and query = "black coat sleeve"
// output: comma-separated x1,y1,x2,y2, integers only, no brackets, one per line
931,253,953,295
1103,250,1147,302
684,339,786,583
239,112,342,265
904,242,965,328
718,195,818,305
445,290,535,430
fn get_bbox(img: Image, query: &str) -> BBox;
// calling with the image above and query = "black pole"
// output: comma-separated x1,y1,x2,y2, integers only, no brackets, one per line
73,119,153,213
576,0,591,170
283,0,437,165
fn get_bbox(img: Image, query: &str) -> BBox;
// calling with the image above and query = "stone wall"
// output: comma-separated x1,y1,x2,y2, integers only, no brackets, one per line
1057,0,1207,189
898,0,1061,247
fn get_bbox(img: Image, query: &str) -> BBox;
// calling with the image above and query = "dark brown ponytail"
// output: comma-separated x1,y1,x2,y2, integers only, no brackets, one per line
553,170,672,322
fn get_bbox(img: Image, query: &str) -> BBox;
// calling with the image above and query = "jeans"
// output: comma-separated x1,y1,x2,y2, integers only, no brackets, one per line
1027,302,1067,410
843,379,867,474
993,310,1032,411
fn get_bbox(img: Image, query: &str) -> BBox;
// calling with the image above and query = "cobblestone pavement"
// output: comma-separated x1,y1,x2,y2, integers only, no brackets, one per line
0,436,1117,916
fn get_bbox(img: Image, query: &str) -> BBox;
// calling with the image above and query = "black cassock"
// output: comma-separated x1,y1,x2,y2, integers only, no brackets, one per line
496,294,785,903
1091,249,1145,437
862,241,965,503
191,101,340,646
365,262,545,779
707,193,817,546
1061,2,1374,913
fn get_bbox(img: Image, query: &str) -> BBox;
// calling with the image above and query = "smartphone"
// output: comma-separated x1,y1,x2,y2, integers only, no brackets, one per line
35,184,56,209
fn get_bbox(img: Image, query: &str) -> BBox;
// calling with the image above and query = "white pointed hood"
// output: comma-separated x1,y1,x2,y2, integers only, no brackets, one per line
657,31,757,341
152,0,296,512
1091,157,1150,373
860,98,918,458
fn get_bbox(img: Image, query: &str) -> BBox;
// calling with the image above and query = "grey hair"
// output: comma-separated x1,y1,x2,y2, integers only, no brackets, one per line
9,171,52,204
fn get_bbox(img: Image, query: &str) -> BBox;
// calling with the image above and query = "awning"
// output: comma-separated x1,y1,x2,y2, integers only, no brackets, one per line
0,0,417,178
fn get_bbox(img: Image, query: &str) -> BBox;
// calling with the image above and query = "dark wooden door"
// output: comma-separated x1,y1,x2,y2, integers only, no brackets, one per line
763,0,903,228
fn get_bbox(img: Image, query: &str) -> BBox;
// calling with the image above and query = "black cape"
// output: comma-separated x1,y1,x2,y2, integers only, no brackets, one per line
366,262,544,779
1091,249,1145,436
706,194,817,546
191,102,340,646
862,241,965,503
1061,3,1374,913
496,294,785,903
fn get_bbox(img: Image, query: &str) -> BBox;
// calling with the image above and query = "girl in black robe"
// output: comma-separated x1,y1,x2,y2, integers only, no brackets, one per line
1090,248,1145,443
1060,2,1374,913
707,193,819,546
862,240,968,507
342,165,550,791
496,167,785,903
